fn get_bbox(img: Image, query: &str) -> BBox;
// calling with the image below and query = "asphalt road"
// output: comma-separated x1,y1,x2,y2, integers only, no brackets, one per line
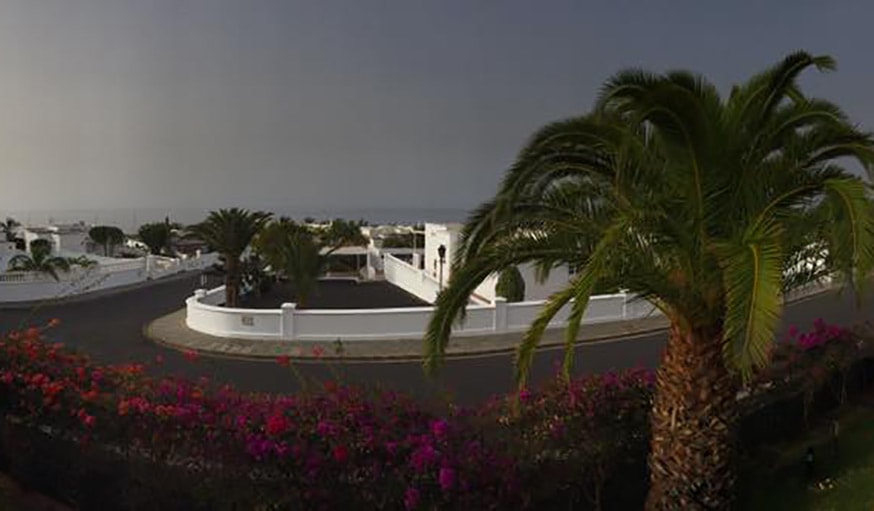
1,274,871,406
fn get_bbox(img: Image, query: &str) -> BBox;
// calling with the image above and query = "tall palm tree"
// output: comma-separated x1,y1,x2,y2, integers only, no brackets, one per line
190,208,272,307
424,52,874,509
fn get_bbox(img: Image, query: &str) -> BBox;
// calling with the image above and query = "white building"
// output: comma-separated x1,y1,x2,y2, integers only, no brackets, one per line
419,222,574,302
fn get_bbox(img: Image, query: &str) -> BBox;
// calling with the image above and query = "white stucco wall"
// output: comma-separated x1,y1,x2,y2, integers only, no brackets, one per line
383,253,442,303
0,252,218,303
423,223,461,288
185,285,665,342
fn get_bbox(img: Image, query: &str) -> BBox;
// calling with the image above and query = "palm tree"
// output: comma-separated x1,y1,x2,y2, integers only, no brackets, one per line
8,250,73,281
137,221,181,255
424,52,874,509
1,217,20,242
88,226,125,256
254,218,367,305
189,208,271,307
254,219,326,305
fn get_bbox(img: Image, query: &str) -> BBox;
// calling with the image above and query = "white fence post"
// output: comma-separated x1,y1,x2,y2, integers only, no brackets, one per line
492,297,508,333
194,289,207,300
280,303,297,340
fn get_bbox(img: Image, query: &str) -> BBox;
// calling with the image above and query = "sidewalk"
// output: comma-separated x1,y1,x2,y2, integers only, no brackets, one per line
147,308,670,361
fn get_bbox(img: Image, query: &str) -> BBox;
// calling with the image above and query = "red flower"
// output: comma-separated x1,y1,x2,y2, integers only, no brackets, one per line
311,345,325,358
265,413,290,436
276,355,291,368
183,350,200,363
332,445,349,463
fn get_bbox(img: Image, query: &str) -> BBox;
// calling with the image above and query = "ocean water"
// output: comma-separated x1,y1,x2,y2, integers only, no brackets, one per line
0,207,472,233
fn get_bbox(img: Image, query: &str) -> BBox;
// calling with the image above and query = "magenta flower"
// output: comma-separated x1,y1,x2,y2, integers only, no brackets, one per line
438,466,456,491
430,419,449,439
410,444,440,472
403,487,421,510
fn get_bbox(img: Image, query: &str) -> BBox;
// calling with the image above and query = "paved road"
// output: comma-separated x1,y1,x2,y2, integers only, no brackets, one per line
1,274,871,406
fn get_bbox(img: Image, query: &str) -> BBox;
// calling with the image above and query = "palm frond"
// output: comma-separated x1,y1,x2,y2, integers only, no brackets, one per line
719,222,785,380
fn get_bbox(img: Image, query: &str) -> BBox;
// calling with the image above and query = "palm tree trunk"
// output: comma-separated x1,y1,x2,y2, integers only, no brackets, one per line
225,258,239,307
646,323,739,510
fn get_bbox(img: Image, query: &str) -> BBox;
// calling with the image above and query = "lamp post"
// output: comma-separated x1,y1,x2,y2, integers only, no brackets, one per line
437,244,446,291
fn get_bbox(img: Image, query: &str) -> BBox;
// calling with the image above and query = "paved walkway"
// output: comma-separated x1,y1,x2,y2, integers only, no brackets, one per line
147,308,670,360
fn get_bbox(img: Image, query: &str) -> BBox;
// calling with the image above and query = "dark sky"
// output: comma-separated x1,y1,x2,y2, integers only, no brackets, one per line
1,0,872,213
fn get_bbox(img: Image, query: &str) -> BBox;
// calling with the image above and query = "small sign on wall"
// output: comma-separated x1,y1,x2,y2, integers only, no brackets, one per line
241,316,254,327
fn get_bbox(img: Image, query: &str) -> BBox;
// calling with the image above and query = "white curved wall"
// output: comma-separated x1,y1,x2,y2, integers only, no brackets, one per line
185,285,663,342
186,294,283,340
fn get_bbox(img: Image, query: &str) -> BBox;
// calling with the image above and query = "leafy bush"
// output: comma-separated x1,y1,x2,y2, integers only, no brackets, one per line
0,320,870,510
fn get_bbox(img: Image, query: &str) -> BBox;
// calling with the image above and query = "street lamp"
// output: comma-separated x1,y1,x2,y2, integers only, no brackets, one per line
437,244,446,291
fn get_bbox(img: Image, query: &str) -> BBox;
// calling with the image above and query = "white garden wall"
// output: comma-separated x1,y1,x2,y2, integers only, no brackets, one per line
185,286,663,342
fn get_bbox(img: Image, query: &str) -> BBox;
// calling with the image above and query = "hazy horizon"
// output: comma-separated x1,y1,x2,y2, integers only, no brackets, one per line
2,1,873,213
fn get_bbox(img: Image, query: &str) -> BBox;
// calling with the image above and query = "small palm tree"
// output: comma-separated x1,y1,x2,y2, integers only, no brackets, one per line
190,208,272,307
255,219,325,306
8,251,72,281
425,52,874,508
1,217,20,242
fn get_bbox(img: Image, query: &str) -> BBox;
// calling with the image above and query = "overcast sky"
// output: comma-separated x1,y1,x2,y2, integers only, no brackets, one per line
1,0,872,214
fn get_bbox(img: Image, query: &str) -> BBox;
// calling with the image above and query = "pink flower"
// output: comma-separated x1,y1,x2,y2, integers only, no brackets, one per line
183,350,200,363
438,466,456,491
311,345,325,358
430,419,448,439
410,444,440,472
518,388,531,402
403,487,421,510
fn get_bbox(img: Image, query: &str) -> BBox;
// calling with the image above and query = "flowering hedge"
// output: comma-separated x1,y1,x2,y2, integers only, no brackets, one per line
0,319,870,510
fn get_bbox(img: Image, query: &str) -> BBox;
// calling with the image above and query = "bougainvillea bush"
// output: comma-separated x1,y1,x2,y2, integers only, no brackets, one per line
0,319,870,510
0,324,519,510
